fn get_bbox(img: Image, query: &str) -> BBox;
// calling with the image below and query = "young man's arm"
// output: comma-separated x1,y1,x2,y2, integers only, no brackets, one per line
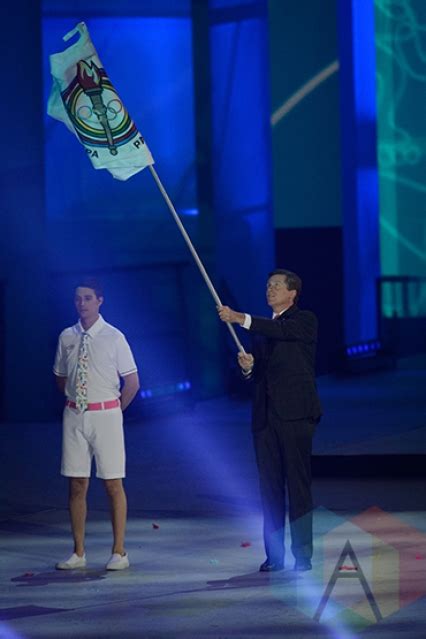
55,375,67,394
120,372,140,411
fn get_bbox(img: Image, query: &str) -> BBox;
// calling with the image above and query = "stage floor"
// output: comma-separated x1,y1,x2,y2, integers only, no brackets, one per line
1,505,426,638
1,357,425,638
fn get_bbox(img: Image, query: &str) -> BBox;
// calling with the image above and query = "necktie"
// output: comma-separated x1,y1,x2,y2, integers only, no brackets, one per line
76,332,89,411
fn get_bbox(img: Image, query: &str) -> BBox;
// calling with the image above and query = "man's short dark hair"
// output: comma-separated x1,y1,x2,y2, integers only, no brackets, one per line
75,276,104,299
268,269,302,302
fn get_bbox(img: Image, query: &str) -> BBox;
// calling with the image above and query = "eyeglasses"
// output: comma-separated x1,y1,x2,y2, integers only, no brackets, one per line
266,281,288,290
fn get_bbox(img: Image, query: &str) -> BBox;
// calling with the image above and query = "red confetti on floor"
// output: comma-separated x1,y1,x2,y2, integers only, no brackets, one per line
240,541,251,547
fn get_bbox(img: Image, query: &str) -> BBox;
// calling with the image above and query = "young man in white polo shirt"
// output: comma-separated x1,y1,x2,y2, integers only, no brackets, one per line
53,278,140,571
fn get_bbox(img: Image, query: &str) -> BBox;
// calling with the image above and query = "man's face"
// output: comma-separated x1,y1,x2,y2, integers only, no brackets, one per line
75,287,103,323
266,275,296,309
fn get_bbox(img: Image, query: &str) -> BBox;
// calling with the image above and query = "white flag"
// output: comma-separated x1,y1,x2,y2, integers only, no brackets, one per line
47,22,154,181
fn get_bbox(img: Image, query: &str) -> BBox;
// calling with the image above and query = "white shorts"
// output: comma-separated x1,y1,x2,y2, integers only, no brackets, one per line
61,405,125,480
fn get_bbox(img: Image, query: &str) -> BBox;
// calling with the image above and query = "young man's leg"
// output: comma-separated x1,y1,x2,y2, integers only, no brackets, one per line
94,408,129,568
57,407,92,569
69,477,90,556
104,478,127,555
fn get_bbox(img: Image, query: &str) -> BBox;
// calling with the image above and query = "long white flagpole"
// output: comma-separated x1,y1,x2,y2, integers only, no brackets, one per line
149,165,246,354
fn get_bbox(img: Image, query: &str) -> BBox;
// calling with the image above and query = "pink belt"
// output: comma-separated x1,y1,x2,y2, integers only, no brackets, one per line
66,399,120,411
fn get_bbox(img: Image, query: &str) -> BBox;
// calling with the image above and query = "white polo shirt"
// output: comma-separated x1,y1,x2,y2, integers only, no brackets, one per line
53,314,137,403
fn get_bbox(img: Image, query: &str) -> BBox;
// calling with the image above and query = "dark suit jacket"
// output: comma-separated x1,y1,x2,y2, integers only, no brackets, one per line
248,305,322,431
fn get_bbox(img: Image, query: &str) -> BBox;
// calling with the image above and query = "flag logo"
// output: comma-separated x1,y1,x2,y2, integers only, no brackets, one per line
62,60,139,157
48,22,154,180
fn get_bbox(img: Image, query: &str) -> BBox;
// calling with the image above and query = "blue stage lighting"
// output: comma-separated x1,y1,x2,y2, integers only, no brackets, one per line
345,339,381,359
140,380,192,401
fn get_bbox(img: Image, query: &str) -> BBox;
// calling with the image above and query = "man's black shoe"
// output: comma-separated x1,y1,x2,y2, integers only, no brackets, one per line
259,560,284,572
294,558,312,572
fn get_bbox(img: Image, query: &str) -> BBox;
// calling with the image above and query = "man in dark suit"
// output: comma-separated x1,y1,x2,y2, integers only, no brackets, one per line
218,269,321,572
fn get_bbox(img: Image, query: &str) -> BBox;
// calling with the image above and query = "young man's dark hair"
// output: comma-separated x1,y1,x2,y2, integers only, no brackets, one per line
75,277,104,299
268,269,302,303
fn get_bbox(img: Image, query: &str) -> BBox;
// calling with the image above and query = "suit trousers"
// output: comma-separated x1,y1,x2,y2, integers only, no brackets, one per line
253,402,315,565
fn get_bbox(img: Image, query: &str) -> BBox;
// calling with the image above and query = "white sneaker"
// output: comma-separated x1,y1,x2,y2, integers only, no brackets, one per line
106,552,130,570
56,552,86,570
